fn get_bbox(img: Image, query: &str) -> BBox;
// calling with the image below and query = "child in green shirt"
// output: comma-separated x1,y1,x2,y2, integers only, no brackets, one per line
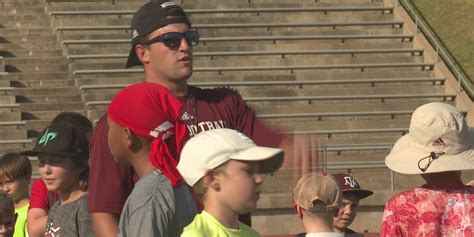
178,129,284,236
0,153,32,237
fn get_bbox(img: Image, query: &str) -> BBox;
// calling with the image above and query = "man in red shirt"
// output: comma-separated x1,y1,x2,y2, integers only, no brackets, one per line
88,1,296,236
381,102,474,236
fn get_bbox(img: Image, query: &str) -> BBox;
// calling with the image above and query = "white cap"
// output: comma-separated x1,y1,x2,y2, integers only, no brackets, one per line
178,128,284,186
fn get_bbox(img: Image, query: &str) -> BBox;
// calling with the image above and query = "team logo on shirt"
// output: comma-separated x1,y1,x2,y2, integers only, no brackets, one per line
44,219,61,237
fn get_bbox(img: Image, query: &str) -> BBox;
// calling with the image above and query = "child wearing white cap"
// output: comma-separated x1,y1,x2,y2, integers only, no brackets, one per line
177,128,284,236
381,102,474,236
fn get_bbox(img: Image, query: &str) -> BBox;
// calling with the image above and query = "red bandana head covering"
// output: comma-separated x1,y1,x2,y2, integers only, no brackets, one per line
108,82,188,187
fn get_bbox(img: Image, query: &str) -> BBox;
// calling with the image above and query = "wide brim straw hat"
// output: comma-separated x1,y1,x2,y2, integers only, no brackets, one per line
385,102,474,175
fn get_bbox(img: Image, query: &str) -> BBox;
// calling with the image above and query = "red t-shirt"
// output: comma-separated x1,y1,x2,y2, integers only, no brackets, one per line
87,86,284,222
29,179,59,211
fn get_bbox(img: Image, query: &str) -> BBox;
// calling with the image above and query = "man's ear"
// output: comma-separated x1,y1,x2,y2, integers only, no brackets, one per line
135,44,150,65
202,170,220,192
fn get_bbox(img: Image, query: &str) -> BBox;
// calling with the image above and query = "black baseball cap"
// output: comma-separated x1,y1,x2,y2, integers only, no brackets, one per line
331,173,373,199
21,121,89,159
126,0,191,68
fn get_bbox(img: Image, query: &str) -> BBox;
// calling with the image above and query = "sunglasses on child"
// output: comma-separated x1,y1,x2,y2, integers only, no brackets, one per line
145,31,199,49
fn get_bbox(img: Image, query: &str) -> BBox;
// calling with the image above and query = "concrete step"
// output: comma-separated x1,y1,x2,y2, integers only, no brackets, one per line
72,55,423,71
274,119,409,133
45,1,386,11
24,120,52,131
4,57,68,65
0,28,55,36
2,34,58,44
65,40,413,55
19,102,84,111
12,79,75,88
0,42,62,51
5,64,68,73
3,72,69,80
0,111,21,121
0,95,16,104
58,28,403,41
0,80,11,87
22,109,87,120
253,100,450,114
0,2,43,7
76,72,435,85
1,21,51,29
82,84,443,102
0,49,63,57
0,7,45,16
64,40,413,55
0,141,33,152
51,15,395,35
16,94,81,103
0,129,27,140
14,86,78,95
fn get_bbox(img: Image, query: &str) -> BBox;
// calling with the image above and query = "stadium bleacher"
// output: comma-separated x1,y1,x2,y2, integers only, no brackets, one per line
0,0,472,234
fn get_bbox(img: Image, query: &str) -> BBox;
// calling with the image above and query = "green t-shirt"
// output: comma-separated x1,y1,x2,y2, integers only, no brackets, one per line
181,211,261,237
14,203,29,237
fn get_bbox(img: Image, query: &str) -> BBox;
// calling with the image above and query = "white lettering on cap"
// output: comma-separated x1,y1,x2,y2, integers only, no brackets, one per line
150,121,174,139
161,2,177,8
235,131,252,142
132,29,139,39
343,176,358,188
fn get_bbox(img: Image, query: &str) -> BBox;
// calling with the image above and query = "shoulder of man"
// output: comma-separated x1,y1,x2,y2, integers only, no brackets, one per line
190,85,241,99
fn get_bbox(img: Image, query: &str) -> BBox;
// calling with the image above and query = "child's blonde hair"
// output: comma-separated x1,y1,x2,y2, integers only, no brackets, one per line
192,162,229,203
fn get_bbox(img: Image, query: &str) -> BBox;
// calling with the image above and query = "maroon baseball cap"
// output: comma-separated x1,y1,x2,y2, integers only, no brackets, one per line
126,0,191,68
331,173,373,199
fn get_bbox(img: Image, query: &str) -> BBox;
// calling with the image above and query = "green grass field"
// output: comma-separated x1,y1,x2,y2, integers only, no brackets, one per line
410,0,473,85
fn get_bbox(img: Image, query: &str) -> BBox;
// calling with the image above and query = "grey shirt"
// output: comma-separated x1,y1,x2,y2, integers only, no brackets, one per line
44,194,94,237
118,170,197,237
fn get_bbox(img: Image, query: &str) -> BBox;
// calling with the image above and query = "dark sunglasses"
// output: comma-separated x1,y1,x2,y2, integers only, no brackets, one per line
145,31,199,49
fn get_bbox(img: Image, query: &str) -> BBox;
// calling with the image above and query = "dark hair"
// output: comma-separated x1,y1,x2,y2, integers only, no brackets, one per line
0,191,14,219
51,112,93,134
0,153,32,181
51,112,91,191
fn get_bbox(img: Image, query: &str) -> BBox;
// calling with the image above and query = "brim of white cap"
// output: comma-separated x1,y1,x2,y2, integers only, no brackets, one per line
385,130,474,174
229,146,284,174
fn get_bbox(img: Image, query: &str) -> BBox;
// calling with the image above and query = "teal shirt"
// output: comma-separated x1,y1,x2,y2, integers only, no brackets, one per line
181,211,261,237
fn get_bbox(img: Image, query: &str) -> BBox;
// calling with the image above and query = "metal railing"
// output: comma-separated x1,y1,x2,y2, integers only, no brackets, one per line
398,0,473,99
322,143,395,191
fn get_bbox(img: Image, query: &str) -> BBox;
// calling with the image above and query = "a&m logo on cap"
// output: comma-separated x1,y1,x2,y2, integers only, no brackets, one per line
343,176,360,188
38,129,57,146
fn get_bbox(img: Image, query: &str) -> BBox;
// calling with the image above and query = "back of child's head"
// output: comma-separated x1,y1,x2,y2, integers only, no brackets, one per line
108,82,187,187
0,153,32,181
0,191,15,237
21,121,90,191
51,112,93,135
293,172,341,219
178,128,284,202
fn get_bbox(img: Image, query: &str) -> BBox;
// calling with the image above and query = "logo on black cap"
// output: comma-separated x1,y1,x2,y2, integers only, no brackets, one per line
38,129,58,146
